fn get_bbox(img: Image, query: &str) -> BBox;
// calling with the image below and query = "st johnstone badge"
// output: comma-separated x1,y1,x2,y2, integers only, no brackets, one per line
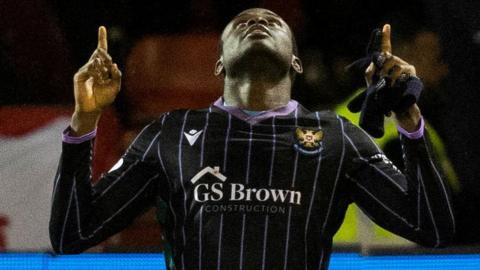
293,128,324,155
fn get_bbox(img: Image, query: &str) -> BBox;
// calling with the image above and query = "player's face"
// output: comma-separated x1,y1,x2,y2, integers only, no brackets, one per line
220,8,295,71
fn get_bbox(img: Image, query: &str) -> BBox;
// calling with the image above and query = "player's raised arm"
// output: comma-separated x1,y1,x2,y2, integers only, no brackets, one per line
49,27,166,254
71,26,122,136
343,24,455,248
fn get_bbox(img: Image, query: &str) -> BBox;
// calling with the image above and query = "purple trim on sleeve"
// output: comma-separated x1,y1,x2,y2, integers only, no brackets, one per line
62,126,97,144
213,97,298,124
397,117,425,140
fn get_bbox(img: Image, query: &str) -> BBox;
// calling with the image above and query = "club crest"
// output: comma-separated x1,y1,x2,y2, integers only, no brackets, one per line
293,128,324,155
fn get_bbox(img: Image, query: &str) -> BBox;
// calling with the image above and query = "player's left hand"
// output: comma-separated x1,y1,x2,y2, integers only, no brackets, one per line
364,24,416,88
364,24,422,132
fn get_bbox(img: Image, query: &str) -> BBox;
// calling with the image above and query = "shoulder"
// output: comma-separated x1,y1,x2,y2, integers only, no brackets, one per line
298,106,352,126
149,106,217,130
163,107,213,120
304,108,371,140
300,106,381,154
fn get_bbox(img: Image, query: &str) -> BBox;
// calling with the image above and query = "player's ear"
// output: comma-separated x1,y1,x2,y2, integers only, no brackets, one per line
214,57,225,76
291,55,303,74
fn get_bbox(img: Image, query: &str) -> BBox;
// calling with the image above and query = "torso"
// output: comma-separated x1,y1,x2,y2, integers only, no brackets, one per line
155,104,351,270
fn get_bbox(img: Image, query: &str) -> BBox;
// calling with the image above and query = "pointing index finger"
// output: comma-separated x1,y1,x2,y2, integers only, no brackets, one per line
381,24,392,53
98,26,108,51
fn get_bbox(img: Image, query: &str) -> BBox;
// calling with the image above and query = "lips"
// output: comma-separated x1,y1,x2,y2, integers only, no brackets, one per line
244,24,270,37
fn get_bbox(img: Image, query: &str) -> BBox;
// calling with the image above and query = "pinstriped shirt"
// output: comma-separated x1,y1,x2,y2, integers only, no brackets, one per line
50,99,455,270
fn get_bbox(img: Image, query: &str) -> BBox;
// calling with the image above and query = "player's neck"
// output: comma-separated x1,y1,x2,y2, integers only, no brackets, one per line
223,75,292,111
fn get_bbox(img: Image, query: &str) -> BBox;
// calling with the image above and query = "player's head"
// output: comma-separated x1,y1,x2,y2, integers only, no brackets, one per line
215,8,302,80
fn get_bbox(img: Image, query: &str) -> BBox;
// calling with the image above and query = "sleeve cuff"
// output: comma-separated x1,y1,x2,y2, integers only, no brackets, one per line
62,126,97,144
396,117,425,140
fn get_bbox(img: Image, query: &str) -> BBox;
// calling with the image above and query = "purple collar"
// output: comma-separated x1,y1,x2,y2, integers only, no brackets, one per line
213,97,298,125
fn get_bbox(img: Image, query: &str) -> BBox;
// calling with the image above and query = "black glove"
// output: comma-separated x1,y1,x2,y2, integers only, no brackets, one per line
357,78,388,138
345,28,384,77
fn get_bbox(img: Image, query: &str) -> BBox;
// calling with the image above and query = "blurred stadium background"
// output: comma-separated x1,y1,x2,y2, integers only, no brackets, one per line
0,0,479,268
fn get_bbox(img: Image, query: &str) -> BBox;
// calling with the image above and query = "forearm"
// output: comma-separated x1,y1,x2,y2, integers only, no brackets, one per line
394,104,422,132
70,111,102,136
50,119,166,254
345,119,455,247
358,131,455,246
49,140,96,254
50,140,158,254
399,130,456,245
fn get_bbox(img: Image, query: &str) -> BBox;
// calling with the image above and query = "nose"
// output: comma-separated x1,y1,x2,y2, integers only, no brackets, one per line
246,16,268,27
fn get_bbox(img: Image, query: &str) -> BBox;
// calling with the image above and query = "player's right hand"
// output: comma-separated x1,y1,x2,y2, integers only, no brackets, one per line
73,26,121,113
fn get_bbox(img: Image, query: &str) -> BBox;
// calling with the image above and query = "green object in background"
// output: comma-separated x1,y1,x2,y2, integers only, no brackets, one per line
333,204,358,243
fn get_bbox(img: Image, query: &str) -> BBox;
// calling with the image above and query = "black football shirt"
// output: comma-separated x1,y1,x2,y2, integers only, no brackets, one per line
50,98,455,270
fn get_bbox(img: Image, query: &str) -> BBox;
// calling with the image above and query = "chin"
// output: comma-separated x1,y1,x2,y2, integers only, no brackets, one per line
242,40,282,58
224,41,290,73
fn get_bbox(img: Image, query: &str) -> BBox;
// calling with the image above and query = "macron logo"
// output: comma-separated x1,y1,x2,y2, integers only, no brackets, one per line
184,129,203,146
191,166,226,184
